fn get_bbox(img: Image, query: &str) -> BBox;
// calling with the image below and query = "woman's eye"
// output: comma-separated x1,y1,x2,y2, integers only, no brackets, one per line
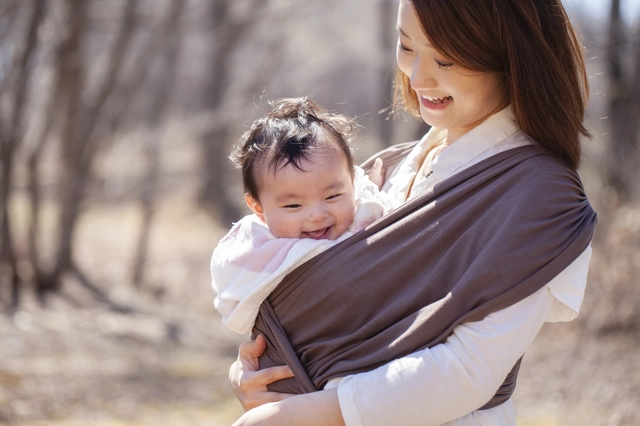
398,42,413,53
436,60,454,69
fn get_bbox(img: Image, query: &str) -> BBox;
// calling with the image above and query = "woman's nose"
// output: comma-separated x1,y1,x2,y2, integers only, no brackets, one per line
410,58,436,91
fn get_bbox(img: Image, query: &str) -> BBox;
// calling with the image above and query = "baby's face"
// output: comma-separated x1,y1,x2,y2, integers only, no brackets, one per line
246,147,356,240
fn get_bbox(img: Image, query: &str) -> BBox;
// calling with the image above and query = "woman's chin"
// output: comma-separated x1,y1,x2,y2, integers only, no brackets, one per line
420,113,445,130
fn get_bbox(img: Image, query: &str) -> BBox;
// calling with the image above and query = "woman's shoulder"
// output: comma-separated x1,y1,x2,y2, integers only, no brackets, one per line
493,145,594,224
513,143,583,188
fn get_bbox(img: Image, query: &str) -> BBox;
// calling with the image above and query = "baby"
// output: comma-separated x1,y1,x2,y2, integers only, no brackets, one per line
211,97,389,334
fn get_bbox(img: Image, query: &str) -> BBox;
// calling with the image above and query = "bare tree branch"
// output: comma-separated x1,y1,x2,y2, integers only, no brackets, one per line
605,0,639,200
41,0,88,294
80,0,138,163
27,88,57,277
198,0,270,224
628,28,640,161
28,3,69,284
377,0,396,147
70,262,134,314
0,1,21,96
109,0,185,133
132,0,185,288
0,0,19,15
10,0,43,136
0,0,45,309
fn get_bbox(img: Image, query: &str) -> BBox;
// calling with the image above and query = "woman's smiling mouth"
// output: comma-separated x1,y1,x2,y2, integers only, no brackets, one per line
421,95,453,110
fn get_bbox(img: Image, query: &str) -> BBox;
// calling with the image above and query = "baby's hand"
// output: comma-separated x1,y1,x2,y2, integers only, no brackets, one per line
368,157,385,189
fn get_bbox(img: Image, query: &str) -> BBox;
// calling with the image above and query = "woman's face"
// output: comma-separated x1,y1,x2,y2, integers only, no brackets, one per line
396,1,508,143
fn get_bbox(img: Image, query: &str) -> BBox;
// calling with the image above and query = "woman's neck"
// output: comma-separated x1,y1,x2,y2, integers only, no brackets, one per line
445,101,511,145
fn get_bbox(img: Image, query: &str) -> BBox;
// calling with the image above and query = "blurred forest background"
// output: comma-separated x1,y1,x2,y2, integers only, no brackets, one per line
0,0,638,425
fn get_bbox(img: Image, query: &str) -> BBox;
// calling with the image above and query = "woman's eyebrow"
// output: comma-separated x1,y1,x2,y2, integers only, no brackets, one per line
396,25,411,40
396,25,433,48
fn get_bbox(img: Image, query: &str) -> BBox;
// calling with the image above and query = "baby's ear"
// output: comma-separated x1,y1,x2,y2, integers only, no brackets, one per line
244,193,266,222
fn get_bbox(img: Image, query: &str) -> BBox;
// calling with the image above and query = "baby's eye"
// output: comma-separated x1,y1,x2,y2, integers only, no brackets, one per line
283,204,302,209
326,193,343,201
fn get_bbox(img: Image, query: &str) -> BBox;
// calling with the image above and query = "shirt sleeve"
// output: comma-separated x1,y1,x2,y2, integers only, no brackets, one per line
545,244,592,322
336,246,591,426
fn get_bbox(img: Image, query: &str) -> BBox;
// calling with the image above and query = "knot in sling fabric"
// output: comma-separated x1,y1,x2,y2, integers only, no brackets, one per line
252,143,597,411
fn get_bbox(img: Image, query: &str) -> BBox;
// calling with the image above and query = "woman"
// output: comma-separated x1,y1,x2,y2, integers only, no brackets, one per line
229,0,596,424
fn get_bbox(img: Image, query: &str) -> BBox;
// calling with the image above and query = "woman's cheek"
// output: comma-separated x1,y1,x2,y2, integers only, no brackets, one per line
396,52,412,78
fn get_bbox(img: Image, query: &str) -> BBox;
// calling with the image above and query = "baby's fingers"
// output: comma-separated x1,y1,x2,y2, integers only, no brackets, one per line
368,157,385,188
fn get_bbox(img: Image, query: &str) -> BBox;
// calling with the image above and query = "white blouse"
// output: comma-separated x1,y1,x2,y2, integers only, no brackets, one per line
335,106,592,426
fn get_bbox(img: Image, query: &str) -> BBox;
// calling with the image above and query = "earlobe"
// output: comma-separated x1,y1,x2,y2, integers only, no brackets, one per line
244,193,266,222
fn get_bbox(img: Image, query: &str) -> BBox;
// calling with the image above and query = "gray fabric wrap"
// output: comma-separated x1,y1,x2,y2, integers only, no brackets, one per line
253,144,597,412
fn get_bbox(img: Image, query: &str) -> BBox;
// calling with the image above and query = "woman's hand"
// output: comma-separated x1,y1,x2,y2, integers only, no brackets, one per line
229,334,295,411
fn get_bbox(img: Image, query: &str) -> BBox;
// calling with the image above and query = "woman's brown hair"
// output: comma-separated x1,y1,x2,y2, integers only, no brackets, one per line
394,0,590,170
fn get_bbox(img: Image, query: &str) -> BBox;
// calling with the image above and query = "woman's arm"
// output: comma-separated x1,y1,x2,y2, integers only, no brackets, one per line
233,388,345,426
336,287,554,426
336,246,591,426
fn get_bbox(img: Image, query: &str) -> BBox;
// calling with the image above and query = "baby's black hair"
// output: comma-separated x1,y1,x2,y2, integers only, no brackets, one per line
230,97,357,201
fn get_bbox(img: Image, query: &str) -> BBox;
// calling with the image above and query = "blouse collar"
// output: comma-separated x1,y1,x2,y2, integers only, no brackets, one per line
430,105,519,178
385,105,519,205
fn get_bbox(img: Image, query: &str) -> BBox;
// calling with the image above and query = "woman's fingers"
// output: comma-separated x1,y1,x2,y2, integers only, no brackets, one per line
230,363,294,410
237,334,266,371
229,334,294,411
251,364,295,385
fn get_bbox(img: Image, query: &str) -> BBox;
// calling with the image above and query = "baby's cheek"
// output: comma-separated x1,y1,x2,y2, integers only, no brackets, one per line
350,200,358,221
339,201,357,232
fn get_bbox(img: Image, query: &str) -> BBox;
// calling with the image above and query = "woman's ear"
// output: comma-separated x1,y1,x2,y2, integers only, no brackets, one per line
244,193,266,223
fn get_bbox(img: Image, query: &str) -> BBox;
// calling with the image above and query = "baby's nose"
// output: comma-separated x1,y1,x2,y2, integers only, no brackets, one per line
308,205,329,221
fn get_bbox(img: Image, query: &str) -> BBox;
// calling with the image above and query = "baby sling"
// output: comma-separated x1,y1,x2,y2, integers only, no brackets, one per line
253,142,597,410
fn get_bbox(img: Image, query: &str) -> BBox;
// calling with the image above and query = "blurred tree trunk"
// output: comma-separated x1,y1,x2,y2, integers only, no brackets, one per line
27,2,69,293
606,0,640,201
0,1,20,64
377,0,396,147
376,0,429,145
198,0,266,227
0,0,44,309
36,0,137,296
27,102,54,293
132,0,185,288
41,0,88,294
